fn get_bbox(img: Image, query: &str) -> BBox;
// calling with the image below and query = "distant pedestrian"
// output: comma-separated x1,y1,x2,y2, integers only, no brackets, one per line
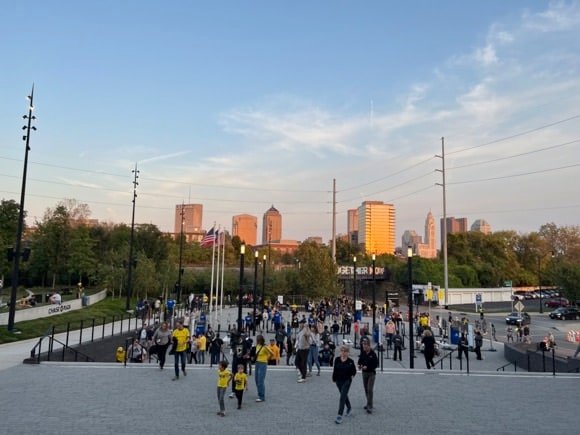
151,322,171,369
332,345,357,424
253,334,273,402
506,326,514,342
491,324,497,341
358,338,378,414
393,331,403,361
457,333,469,361
233,364,248,409
421,330,436,369
295,320,312,383
216,360,232,417
474,330,483,360
171,321,190,380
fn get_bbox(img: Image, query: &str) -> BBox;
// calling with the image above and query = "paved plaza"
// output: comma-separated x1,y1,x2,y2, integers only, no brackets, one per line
0,306,578,434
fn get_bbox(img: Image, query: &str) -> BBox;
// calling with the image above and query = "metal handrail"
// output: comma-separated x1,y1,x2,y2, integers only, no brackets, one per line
29,327,54,361
48,336,95,362
433,348,456,370
496,360,518,372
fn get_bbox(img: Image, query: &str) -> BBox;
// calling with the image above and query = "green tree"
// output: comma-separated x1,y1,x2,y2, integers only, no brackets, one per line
295,241,337,299
0,199,22,280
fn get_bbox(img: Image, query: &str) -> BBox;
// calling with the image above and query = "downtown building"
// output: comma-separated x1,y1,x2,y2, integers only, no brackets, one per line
347,209,359,245
232,214,258,246
402,211,437,259
174,204,204,243
357,201,396,255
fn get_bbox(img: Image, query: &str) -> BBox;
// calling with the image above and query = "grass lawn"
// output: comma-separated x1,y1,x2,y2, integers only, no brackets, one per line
0,298,136,344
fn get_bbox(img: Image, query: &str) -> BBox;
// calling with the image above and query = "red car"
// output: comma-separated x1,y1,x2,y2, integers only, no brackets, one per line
544,298,569,308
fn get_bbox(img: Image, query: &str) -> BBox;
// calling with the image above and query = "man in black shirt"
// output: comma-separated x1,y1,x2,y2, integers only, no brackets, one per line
357,338,378,414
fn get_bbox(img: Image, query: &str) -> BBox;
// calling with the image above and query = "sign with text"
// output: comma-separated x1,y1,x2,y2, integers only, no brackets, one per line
337,266,386,276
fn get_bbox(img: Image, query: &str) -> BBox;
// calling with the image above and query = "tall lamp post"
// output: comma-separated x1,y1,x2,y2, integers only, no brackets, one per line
237,244,245,333
538,256,543,314
176,204,185,304
7,86,36,332
253,250,258,336
372,254,376,330
125,164,139,312
261,254,267,310
353,256,357,315
407,246,414,369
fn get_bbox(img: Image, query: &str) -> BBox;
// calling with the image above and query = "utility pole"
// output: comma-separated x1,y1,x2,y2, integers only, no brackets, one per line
435,137,449,309
7,85,36,332
332,178,336,263
125,164,139,312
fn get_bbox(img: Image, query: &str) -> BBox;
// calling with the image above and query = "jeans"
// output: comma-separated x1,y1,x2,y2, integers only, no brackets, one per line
217,387,226,412
254,362,267,400
333,333,339,345
308,345,320,373
174,351,186,377
296,349,309,379
335,378,352,416
362,372,375,409
393,346,402,361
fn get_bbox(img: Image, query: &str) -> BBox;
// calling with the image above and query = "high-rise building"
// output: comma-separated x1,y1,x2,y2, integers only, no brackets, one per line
174,204,204,243
347,209,358,245
232,214,258,245
417,211,437,258
357,201,396,255
440,216,468,236
262,205,282,244
471,219,492,235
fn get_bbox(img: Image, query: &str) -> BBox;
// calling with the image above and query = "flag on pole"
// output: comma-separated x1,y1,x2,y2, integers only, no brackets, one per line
200,227,216,247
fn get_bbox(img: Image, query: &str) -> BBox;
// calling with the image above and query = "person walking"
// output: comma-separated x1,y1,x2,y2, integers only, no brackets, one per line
233,363,248,410
506,325,514,342
392,331,403,361
421,329,436,369
332,345,357,424
357,338,378,414
474,330,483,360
253,334,273,402
152,322,172,369
308,325,321,376
457,333,469,362
295,320,312,383
216,360,232,417
491,323,497,341
171,321,190,380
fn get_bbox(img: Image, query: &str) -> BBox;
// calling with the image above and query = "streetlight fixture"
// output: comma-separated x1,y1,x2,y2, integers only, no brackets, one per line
407,246,414,369
253,250,258,336
237,244,245,333
7,86,36,332
372,254,376,331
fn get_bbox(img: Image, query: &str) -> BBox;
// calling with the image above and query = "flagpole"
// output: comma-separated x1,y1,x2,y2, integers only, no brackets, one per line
209,225,216,317
219,230,226,327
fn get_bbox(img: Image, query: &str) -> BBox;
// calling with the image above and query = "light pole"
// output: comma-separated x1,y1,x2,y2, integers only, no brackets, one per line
125,164,139,312
538,256,543,314
253,250,258,336
237,244,245,333
353,256,357,316
262,254,267,310
8,86,36,332
407,246,414,369
177,204,185,304
372,254,376,331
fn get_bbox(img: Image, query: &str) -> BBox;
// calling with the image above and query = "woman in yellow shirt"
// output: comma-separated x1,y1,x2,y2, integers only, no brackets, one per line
216,360,232,416
253,335,273,402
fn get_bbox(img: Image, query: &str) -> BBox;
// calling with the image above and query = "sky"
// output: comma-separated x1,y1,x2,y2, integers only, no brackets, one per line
1,1,580,247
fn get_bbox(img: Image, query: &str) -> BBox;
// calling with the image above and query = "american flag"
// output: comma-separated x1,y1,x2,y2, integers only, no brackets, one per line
200,227,216,247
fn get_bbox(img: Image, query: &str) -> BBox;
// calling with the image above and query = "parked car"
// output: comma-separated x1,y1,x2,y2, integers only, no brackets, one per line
544,298,570,308
505,312,531,325
549,307,580,320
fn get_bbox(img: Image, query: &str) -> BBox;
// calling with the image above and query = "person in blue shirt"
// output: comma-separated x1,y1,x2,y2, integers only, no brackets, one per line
166,298,176,319
273,311,282,331
244,312,253,333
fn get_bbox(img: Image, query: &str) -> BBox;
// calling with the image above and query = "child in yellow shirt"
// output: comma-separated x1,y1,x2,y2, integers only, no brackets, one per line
216,360,232,416
233,364,248,409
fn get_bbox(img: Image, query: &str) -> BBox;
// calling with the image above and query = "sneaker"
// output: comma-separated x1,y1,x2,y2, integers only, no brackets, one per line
366,408,372,414
335,416,343,424
229,393,235,399
219,412,225,417
182,369,187,376
237,406,241,410
172,376,179,381
306,373,312,377
297,378,305,383
256,399,263,402
316,371,320,376
363,405,368,410
345,408,352,417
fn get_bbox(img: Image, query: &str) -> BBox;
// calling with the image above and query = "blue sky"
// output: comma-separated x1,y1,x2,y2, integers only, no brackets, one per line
1,1,579,246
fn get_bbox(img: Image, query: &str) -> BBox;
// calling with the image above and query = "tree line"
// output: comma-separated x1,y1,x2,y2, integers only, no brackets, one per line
1,198,579,304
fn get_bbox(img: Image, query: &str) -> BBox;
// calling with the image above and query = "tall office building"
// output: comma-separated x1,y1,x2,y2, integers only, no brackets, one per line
232,214,258,245
440,217,468,237
357,201,396,255
262,205,282,244
471,219,492,235
418,211,437,258
347,209,359,245
175,204,203,234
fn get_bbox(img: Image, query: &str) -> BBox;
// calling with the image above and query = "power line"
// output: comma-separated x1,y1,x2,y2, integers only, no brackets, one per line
448,163,580,185
339,156,435,192
445,203,580,216
447,138,580,171
447,114,580,156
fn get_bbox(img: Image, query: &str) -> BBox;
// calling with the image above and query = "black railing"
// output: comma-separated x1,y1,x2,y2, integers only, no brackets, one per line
496,360,518,372
433,349,456,371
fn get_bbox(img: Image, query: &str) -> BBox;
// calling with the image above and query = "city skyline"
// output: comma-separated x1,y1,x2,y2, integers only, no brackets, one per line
1,2,579,245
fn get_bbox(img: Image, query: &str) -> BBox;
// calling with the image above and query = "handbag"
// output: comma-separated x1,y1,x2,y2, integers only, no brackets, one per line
251,346,262,363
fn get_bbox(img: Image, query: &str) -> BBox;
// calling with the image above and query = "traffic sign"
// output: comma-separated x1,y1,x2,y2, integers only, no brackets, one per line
515,301,525,312
504,280,512,287
475,293,482,303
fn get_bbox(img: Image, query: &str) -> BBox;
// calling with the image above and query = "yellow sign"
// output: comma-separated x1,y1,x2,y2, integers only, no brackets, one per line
438,289,445,302
426,289,433,301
